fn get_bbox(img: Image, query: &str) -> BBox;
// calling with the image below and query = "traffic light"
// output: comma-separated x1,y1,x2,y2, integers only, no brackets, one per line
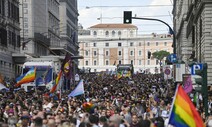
123,11,132,24
147,51,151,59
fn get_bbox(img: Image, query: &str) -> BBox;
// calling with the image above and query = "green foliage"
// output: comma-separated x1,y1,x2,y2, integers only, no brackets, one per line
152,50,170,61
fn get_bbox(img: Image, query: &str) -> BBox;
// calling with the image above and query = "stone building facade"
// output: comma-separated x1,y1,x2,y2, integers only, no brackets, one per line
0,0,21,78
78,24,173,73
173,0,212,83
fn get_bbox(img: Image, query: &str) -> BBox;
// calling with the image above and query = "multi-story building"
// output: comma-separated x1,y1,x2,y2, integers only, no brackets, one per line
78,24,173,73
173,0,212,83
57,0,79,76
0,0,21,78
59,0,79,57
19,0,60,56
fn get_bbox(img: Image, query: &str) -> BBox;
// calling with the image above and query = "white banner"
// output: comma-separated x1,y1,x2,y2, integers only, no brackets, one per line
174,64,185,82
163,65,172,80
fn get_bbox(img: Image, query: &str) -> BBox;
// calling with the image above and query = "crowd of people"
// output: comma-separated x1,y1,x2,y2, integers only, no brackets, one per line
0,73,211,127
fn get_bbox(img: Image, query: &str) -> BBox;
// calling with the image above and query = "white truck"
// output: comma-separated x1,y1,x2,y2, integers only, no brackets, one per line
21,56,62,91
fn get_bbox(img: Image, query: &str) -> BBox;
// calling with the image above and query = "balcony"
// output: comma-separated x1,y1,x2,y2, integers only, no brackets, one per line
34,33,50,47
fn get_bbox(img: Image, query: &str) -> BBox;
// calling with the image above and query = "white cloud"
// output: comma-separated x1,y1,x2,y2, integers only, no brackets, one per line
150,0,172,5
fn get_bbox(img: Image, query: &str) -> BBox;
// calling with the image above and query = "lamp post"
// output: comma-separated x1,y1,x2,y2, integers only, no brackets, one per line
131,17,176,54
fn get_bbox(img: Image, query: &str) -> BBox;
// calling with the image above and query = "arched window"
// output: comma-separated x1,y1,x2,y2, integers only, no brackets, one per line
130,51,134,56
130,31,133,37
118,31,121,36
106,60,109,65
105,31,109,36
112,31,115,37
147,42,150,46
93,31,97,36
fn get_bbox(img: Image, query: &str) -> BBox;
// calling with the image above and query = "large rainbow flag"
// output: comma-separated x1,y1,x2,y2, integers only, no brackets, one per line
50,70,62,93
15,67,36,87
168,85,204,127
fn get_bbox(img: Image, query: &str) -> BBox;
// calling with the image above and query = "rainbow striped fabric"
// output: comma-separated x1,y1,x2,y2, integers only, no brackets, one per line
15,67,36,87
50,70,62,93
168,85,204,127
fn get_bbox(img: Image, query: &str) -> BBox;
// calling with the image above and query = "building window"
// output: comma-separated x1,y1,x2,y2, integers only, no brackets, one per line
85,61,88,65
118,51,122,56
106,60,109,65
164,42,167,46
147,60,150,65
156,42,158,46
139,60,142,65
105,31,109,36
147,42,150,46
24,29,28,33
24,9,28,14
93,31,97,36
139,42,141,46
105,43,109,47
119,60,121,64
112,31,115,37
23,3,28,8
94,60,97,65
131,60,133,65
24,17,28,22
130,42,134,46
118,31,121,36
118,43,122,47
130,31,133,37
94,51,97,56
156,60,159,65
85,51,88,56
130,51,134,56
24,23,28,28
85,43,88,47
139,50,142,56
106,51,109,56
93,43,96,47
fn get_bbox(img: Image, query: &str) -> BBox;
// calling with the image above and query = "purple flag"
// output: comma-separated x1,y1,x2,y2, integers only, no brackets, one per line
61,53,72,79
183,75,193,93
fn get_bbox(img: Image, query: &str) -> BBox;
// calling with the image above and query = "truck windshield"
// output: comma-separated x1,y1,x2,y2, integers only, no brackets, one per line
23,66,51,81
117,67,131,74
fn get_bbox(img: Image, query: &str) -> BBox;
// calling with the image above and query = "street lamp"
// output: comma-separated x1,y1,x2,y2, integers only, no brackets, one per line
123,11,176,54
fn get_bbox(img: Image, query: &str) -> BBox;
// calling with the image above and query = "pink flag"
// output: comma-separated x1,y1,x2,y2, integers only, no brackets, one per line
183,75,193,93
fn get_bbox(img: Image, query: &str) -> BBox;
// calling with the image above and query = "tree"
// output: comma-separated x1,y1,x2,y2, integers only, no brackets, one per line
152,50,170,66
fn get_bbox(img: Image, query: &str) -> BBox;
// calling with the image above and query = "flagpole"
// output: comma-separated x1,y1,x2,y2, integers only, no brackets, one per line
60,75,64,99
34,67,38,95
167,84,180,125
66,78,68,92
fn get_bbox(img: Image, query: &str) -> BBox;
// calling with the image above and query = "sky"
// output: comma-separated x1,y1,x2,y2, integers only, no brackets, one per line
78,0,173,34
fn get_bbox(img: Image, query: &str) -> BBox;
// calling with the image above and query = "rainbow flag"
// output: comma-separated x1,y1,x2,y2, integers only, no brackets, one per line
15,67,36,87
50,70,62,93
168,85,204,127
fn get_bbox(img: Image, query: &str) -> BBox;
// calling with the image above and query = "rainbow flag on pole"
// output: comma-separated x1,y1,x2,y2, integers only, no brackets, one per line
168,85,204,127
15,67,36,87
50,70,62,93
